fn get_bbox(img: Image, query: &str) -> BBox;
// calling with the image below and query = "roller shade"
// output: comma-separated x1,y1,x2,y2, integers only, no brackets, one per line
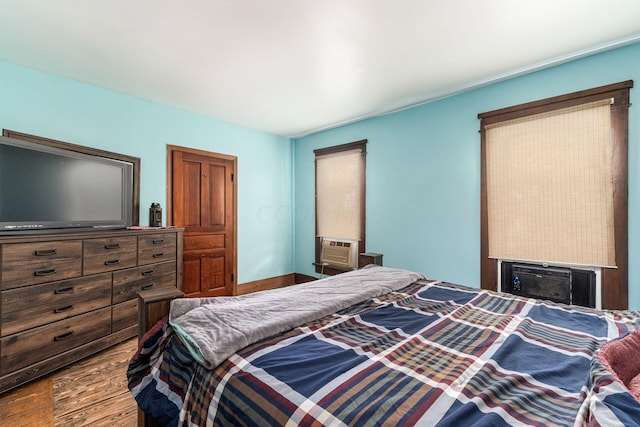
316,148,364,240
485,98,615,267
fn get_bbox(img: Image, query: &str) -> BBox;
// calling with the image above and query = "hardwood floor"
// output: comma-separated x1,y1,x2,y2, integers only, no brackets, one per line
0,338,138,426
0,376,54,426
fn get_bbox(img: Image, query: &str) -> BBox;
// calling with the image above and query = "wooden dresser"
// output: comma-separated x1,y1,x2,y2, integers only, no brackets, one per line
0,228,183,393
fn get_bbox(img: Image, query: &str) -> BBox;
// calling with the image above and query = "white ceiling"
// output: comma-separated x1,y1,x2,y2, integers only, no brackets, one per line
0,1,639,138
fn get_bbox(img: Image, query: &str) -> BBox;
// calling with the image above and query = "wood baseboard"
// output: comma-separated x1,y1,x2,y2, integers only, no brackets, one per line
236,272,318,295
295,273,317,284
236,273,295,295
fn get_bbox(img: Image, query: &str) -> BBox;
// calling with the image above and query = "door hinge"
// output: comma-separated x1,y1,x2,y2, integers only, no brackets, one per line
231,173,234,182
231,272,234,282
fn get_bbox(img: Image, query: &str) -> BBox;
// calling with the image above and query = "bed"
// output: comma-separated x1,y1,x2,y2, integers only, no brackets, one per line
127,265,640,426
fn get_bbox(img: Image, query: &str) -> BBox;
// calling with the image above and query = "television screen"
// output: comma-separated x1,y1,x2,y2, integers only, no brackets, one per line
0,136,134,232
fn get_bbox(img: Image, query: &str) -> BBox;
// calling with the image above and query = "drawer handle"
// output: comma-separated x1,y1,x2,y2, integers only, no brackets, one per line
34,249,57,256
105,243,120,249
104,259,120,266
34,268,57,277
152,252,164,258
141,283,155,290
142,270,155,276
54,286,75,294
152,239,165,244
54,331,73,341
54,305,74,313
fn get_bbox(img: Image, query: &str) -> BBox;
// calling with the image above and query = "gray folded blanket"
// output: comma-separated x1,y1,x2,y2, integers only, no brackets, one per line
169,265,425,369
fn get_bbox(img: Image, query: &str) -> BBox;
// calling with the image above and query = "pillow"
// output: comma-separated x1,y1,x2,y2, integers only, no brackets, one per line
599,328,640,403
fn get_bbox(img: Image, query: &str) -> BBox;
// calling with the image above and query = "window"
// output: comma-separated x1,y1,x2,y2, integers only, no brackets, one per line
478,81,632,309
486,99,615,267
314,140,366,273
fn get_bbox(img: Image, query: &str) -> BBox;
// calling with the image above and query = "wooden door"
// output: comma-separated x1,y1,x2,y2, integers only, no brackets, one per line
168,146,236,297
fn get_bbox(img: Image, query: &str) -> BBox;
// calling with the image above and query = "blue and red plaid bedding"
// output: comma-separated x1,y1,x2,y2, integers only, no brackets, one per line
128,280,640,426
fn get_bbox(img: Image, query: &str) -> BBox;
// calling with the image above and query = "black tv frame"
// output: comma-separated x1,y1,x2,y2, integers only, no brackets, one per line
1,129,140,232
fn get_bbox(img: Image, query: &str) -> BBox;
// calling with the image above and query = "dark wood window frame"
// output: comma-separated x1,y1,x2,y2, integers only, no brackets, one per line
478,80,633,310
314,139,367,275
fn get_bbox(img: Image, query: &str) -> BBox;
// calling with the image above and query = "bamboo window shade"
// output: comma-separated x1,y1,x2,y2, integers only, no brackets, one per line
485,98,615,267
316,148,363,241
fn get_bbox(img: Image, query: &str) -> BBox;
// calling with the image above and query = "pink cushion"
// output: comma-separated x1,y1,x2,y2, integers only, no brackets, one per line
599,328,640,403
630,374,640,403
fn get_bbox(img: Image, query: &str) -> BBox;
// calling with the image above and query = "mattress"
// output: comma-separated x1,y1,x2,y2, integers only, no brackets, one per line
128,269,640,426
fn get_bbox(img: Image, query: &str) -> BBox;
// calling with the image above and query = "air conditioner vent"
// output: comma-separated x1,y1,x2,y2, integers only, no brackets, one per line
321,238,358,269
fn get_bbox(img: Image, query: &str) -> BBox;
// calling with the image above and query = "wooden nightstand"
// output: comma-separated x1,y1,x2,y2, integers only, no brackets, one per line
359,252,383,268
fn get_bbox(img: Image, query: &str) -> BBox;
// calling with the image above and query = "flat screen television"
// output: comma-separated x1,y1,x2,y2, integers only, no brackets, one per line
0,135,134,232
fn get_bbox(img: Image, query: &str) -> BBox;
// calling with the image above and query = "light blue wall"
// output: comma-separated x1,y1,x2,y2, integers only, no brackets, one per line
0,59,294,284
293,42,640,311
2,41,639,310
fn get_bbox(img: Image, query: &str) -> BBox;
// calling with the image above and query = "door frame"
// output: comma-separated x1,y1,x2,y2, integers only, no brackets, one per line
166,144,238,295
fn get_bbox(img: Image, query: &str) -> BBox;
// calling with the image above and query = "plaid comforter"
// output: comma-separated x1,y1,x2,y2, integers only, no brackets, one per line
128,280,640,426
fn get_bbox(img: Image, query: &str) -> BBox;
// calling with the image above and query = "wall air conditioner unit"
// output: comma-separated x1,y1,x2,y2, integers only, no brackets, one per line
321,238,358,270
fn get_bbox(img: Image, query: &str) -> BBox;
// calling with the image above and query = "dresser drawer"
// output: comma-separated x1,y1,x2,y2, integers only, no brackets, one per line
0,307,111,375
83,236,137,275
1,241,83,290
112,261,176,304
1,273,112,336
83,236,137,255
138,233,176,265
112,299,138,332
